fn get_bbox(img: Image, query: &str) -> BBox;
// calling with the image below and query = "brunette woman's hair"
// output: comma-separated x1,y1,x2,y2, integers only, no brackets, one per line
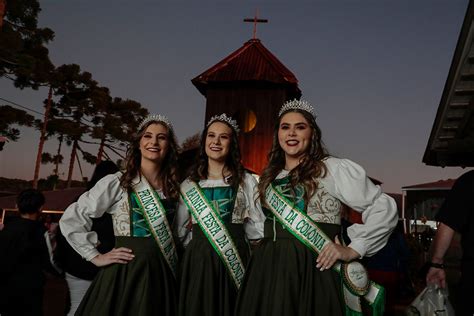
120,121,180,199
258,109,329,209
188,120,244,190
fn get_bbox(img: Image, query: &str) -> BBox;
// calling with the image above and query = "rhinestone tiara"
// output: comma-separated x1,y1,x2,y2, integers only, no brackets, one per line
137,114,173,132
206,113,240,134
278,99,316,118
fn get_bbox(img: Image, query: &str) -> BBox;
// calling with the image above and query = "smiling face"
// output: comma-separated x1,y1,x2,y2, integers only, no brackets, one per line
278,111,313,162
205,121,232,164
139,123,169,164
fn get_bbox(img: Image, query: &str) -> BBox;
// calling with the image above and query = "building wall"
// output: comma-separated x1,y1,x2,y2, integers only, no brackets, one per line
205,84,290,174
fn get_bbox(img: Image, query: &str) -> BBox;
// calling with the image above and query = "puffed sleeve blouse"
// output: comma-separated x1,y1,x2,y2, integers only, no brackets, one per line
320,157,398,257
175,172,265,247
59,172,168,261
275,157,398,258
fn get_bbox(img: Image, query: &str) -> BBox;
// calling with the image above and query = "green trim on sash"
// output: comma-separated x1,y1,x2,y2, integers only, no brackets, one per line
264,176,305,220
180,181,245,289
200,185,237,223
130,192,153,237
266,184,328,253
265,183,385,316
132,176,178,278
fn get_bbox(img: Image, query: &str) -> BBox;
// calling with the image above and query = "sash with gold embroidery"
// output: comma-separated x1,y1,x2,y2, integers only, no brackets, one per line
265,184,385,316
180,181,245,288
131,176,178,278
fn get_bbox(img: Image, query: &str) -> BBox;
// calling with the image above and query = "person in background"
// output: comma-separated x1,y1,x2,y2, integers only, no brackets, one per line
55,160,119,315
426,170,474,316
0,189,57,316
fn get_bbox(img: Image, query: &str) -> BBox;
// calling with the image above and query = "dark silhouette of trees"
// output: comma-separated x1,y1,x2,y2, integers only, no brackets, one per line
90,95,148,164
1,0,56,187
0,104,36,140
48,64,98,187
1,1,151,187
0,0,54,89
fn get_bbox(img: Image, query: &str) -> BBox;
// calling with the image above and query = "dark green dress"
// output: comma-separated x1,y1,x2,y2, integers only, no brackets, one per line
178,185,250,316
235,177,345,316
75,197,178,316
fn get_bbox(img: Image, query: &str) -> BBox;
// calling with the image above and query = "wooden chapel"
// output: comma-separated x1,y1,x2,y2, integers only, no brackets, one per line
191,16,301,173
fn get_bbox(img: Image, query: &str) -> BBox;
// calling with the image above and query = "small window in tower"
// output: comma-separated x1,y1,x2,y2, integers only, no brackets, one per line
234,109,257,133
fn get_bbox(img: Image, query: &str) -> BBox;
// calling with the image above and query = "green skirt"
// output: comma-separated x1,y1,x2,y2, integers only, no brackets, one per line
75,236,177,316
235,221,344,316
178,224,250,316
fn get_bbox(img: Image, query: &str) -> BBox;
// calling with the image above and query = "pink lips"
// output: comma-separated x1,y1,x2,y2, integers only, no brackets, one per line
285,140,299,146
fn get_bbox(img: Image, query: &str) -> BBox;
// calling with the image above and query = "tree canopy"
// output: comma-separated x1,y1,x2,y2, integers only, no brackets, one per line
0,0,55,89
1,1,151,185
0,104,36,140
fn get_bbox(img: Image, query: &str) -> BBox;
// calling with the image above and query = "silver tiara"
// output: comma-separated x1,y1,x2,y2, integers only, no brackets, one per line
278,99,316,118
137,114,173,132
206,113,240,134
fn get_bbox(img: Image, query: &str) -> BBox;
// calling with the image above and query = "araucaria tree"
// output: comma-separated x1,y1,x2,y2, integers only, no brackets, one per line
0,105,36,141
1,0,55,187
52,64,98,187
90,94,149,164
0,0,54,88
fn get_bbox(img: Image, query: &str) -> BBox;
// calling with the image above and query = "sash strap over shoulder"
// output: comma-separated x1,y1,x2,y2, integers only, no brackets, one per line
131,175,178,278
180,181,246,288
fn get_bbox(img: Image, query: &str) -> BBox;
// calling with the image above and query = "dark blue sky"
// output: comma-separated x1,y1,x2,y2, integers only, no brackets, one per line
0,0,471,193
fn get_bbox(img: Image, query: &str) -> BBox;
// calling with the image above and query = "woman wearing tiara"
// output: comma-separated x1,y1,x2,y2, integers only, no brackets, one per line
60,114,180,315
176,113,265,316
235,100,398,316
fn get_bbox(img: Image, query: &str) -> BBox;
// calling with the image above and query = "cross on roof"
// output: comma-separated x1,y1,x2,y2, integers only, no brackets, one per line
243,9,268,40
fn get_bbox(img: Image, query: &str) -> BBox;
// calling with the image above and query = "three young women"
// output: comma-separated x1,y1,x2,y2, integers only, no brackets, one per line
60,103,397,316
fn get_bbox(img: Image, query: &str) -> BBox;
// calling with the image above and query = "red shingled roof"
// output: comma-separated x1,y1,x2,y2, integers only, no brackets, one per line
192,39,300,95
402,179,457,190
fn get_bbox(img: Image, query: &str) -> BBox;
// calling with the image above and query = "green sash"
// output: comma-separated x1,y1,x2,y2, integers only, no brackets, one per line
131,176,178,278
180,181,245,288
265,184,385,316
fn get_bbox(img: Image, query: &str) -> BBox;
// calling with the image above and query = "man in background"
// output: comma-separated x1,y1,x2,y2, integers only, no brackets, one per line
426,170,474,316
0,189,56,316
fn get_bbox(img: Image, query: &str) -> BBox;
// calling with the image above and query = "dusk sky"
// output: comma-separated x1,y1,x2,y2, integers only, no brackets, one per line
0,0,472,193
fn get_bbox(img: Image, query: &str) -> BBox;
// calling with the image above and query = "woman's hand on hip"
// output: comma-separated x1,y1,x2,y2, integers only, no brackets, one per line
316,236,360,271
91,247,135,267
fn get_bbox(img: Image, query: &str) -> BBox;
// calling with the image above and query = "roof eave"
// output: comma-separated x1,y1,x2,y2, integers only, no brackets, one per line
423,1,474,167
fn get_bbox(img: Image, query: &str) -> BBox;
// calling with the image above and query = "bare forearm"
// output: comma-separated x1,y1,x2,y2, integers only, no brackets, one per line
431,223,455,263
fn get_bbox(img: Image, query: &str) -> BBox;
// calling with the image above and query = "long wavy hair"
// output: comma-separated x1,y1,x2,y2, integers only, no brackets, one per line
120,121,180,200
258,109,329,209
188,121,244,190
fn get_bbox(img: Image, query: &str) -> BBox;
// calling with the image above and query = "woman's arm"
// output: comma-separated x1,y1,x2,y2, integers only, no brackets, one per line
174,180,193,247
59,173,123,261
316,157,398,269
242,173,265,242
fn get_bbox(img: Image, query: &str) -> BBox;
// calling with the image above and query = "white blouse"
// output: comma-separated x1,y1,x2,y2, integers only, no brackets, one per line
175,172,265,246
276,157,398,258
59,172,167,261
